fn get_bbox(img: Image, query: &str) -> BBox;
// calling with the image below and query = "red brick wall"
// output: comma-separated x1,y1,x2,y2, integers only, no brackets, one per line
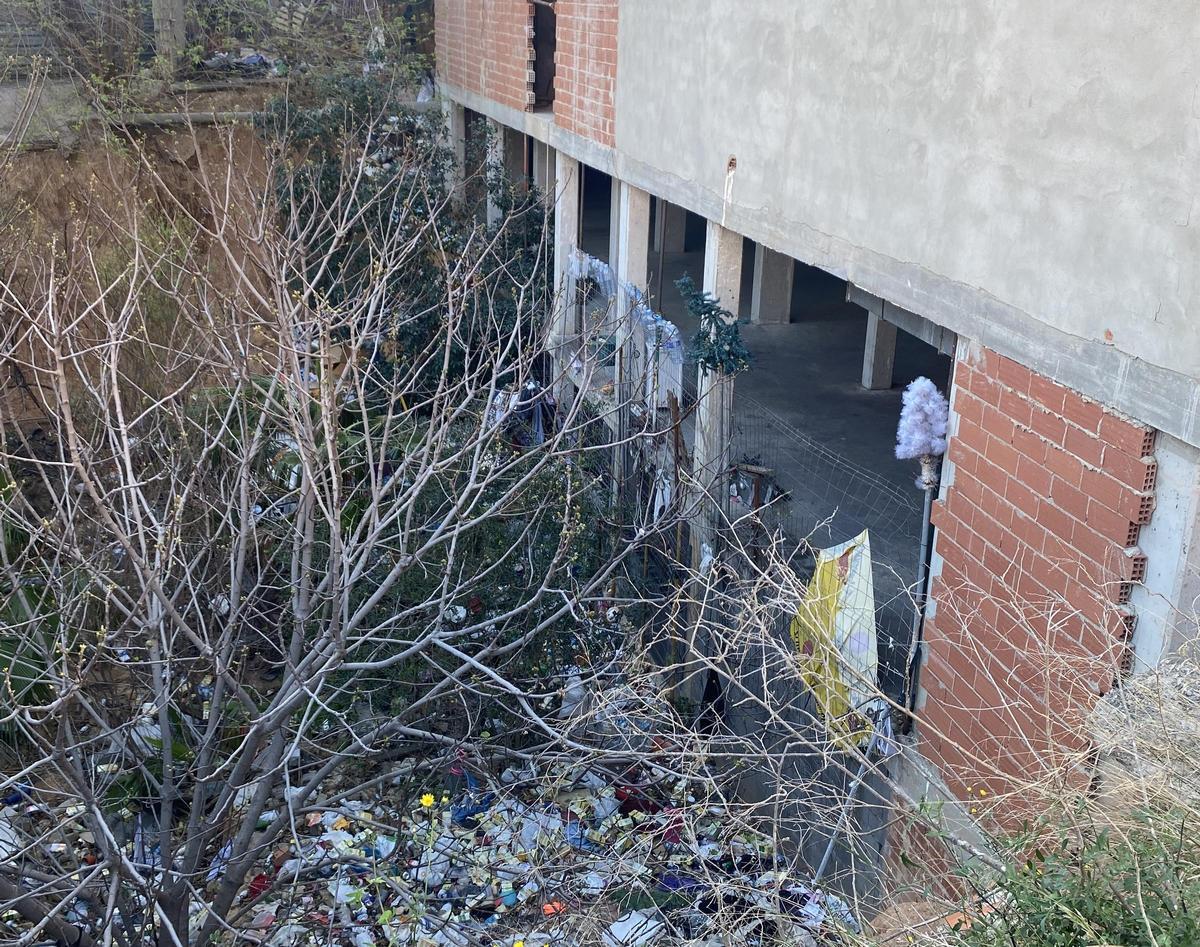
553,0,618,147
435,0,533,113
920,344,1157,811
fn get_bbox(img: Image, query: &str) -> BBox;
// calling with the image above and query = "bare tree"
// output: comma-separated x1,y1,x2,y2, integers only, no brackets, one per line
0,83,701,943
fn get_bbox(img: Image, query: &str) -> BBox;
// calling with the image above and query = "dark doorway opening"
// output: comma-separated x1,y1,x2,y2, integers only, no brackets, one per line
579,164,613,263
532,0,557,109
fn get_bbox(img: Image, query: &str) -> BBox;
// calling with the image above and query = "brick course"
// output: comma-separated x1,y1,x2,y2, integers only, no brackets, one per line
435,0,618,147
435,0,534,113
552,0,618,146
921,344,1157,815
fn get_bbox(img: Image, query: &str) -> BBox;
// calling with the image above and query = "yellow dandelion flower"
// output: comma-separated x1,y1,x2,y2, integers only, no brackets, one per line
420,793,435,808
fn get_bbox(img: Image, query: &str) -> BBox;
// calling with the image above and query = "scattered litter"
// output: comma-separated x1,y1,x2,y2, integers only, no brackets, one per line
170,749,862,946
604,910,665,947
4,674,860,945
199,48,283,74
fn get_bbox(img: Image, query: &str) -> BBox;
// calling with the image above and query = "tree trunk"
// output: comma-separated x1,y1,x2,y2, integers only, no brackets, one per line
0,876,97,947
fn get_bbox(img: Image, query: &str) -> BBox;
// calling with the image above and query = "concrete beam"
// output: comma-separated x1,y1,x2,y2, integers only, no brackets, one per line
653,198,687,254
750,245,793,325
862,311,898,390
849,286,956,357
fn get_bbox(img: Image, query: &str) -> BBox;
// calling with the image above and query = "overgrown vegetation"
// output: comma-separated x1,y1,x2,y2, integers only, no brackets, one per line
948,807,1200,947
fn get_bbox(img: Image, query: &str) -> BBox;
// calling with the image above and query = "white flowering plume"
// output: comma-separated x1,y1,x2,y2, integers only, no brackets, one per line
895,376,949,460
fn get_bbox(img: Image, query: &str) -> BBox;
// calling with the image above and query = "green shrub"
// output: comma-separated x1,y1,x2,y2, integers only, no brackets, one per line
954,809,1200,947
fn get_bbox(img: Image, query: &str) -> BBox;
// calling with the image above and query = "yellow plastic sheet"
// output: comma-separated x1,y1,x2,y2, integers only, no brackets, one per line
789,530,880,749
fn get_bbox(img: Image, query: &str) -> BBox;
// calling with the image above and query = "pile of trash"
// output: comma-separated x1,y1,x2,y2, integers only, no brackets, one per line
198,48,288,76
0,735,861,946
210,757,860,946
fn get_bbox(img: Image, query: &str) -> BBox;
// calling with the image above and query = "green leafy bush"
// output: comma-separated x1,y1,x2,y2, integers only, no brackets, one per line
954,809,1200,947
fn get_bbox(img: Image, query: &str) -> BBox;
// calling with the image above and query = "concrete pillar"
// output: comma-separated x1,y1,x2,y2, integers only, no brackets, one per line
615,183,651,296
152,0,186,68
862,311,898,390
532,139,551,193
750,245,794,325
652,198,687,254
613,182,652,490
703,220,743,317
551,151,581,367
485,118,505,226
690,220,743,553
441,98,466,204
504,126,526,184
608,181,621,269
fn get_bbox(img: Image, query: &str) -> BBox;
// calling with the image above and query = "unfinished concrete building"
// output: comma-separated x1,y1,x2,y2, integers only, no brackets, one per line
434,0,1200,863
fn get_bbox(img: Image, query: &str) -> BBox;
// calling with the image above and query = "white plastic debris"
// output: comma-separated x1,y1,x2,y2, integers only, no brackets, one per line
500,763,536,785
265,923,308,946
206,841,233,881
558,667,588,718
411,832,458,886
327,877,363,905
603,910,665,947
0,811,21,861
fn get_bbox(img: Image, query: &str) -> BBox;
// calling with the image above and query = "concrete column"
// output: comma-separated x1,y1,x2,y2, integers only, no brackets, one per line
504,126,526,184
613,182,652,490
485,118,505,226
665,202,688,253
615,184,651,357
691,220,743,555
750,245,794,325
152,0,186,68
532,139,551,193
703,220,743,316
551,151,581,367
608,181,621,269
615,183,651,295
441,98,466,204
862,311,898,390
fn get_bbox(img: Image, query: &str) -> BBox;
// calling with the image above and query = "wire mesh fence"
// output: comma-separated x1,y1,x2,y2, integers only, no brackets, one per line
728,390,926,701
729,393,920,551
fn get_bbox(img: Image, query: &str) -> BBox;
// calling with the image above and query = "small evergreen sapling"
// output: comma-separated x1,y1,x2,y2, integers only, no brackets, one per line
676,274,751,376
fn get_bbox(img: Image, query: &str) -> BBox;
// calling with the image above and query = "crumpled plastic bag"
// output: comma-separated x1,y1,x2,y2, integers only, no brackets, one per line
603,910,665,947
